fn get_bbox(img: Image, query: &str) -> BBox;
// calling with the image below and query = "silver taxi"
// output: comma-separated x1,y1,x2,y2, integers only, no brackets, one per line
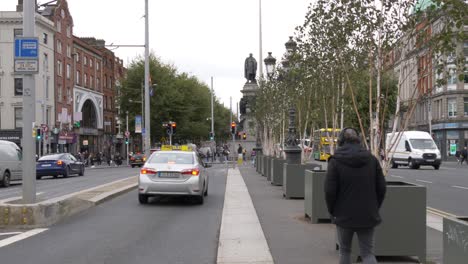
138,148,210,204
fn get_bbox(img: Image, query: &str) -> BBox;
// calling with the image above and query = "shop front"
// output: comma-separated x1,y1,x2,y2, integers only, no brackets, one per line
0,129,22,146
432,122,468,161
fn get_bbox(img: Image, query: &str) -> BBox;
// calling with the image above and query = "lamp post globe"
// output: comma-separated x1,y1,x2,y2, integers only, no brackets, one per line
285,36,297,54
264,52,277,80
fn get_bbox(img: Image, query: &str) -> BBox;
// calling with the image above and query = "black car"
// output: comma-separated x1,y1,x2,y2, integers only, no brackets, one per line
129,154,146,168
36,153,85,179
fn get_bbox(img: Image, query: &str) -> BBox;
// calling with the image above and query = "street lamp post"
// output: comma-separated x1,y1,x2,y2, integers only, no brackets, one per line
282,37,301,165
144,0,151,158
126,111,129,166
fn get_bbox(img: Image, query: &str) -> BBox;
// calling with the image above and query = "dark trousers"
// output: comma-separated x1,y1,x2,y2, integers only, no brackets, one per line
336,226,377,264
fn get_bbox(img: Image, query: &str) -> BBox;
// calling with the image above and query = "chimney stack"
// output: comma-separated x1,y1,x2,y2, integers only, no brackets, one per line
16,0,23,12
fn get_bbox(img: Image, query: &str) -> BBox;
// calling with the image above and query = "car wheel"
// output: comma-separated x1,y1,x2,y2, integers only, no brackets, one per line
433,165,440,170
36,175,42,180
63,166,70,178
204,184,208,197
79,166,84,176
131,165,135,168
196,194,204,205
409,159,419,169
139,194,149,204
391,160,398,169
1,171,11,187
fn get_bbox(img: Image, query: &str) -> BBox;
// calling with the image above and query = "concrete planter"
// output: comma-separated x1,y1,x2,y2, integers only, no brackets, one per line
337,181,426,263
266,157,274,182
261,156,267,176
271,158,287,186
304,170,329,223
443,216,468,264
283,163,322,199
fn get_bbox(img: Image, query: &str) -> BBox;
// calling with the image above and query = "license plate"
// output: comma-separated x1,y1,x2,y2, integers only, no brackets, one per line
42,164,51,167
426,159,434,162
159,172,179,178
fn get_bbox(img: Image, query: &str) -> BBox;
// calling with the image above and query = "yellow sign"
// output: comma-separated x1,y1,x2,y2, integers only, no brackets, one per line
161,145,193,151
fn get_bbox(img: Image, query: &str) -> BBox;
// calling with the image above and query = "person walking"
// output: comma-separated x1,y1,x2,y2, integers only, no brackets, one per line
324,128,387,264
461,146,468,165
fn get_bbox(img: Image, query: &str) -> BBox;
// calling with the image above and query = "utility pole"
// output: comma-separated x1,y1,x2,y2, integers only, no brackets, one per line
126,111,129,166
144,0,151,158
258,0,263,79
22,0,37,203
211,77,214,140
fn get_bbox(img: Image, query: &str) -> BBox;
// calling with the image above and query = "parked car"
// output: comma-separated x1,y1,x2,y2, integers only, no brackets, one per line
0,140,22,187
138,146,210,204
129,154,146,168
36,153,85,179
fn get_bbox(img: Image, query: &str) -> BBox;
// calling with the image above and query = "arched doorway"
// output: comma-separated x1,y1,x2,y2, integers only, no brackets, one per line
79,99,100,158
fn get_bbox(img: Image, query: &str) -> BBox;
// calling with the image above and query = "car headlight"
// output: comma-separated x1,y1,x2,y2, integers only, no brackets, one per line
413,150,423,156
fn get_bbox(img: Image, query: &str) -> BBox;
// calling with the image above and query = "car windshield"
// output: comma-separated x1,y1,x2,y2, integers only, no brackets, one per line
409,139,437,150
39,154,65,161
133,154,144,159
148,152,194,164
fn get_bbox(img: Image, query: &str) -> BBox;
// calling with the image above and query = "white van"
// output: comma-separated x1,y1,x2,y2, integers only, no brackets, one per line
386,131,441,170
0,140,23,187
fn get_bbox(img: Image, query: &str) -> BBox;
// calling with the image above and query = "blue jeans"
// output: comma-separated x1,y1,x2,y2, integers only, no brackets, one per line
336,226,377,264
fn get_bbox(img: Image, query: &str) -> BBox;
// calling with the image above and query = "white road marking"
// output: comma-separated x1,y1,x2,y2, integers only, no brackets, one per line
0,228,48,248
0,232,22,236
452,185,468,190
416,179,432,184
390,175,405,179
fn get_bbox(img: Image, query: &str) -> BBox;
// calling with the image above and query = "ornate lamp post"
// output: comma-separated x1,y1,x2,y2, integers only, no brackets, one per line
282,37,301,164
264,52,277,80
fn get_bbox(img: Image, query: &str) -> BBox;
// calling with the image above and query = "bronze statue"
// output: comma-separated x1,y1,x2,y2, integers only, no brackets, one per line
244,53,257,83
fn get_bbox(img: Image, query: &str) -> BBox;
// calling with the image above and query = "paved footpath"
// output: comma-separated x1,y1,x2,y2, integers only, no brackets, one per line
229,165,443,264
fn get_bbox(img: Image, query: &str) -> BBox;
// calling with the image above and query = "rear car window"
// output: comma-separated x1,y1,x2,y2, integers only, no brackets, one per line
148,152,194,164
38,154,65,161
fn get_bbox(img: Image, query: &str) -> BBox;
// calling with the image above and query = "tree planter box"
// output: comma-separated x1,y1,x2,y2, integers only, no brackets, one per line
271,158,287,186
256,154,261,173
283,163,322,199
261,156,267,176
443,216,468,264
336,181,426,263
304,170,329,223
266,157,274,182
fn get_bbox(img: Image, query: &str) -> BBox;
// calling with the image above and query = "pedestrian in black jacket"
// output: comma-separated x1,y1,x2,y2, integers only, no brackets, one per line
325,128,387,264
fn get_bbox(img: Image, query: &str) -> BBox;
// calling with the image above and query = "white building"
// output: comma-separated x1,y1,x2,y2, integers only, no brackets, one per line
0,11,55,149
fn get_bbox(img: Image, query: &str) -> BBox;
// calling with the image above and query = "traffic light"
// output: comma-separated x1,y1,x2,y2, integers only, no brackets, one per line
171,122,176,134
36,128,41,140
231,122,236,134
125,137,129,144
209,132,214,141
73,121,81,128
243,132,247,140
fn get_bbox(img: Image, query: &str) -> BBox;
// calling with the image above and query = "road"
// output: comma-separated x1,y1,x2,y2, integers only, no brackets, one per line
0,166,138,201
388,162,468,216
0,165,227,264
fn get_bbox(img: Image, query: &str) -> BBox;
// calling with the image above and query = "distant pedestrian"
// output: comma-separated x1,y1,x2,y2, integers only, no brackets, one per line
461,146,468,165
455,149,461,164
325,128,387,264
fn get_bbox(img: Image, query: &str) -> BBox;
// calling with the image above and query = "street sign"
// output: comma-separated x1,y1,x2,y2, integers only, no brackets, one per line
125,131,130,137
14,37,39,74
135,115,142,133
83,140,89,146
41,124,48,132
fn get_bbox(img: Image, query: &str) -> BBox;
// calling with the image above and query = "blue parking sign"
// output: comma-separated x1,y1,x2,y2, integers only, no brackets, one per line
14,38,39,58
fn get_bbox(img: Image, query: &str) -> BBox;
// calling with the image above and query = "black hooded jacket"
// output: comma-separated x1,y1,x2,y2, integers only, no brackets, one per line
324,143,386,228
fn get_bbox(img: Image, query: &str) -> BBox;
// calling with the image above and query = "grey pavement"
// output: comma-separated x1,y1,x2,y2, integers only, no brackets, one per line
0,166,139,201
239,165,443,264
0,165,227,264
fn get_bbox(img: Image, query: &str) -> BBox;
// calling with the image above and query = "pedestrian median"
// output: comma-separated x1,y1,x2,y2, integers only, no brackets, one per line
0,176,137,229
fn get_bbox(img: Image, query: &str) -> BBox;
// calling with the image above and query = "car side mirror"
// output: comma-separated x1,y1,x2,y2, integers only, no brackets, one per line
405,141,411,152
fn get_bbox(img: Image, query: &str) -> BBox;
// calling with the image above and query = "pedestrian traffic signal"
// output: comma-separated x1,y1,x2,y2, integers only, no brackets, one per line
73,121,81,128
243,133,247,140
125,137,129,144
171,122,176,134
231,122,236,134
209,132,214,141
36,128,41,140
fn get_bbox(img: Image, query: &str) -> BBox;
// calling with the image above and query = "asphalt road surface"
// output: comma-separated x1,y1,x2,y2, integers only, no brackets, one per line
0,166,138,201
0,165,228,264
388,163,468,216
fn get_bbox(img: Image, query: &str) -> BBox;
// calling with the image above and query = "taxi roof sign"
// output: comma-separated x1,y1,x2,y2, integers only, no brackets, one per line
160,145,193,151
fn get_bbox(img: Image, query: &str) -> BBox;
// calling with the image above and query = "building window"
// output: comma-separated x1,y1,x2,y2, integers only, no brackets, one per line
76,53,80,62
447,67,457,90
104,96,107,109
76,71,80,85
57,60,62,76
97,78,100,90
67,87,71,104
46,77,49,99
57,40,62,54
448,98,457,117
14,107,23,128
84,56,87,66
67,45,71,58
104,74,107,88
464,98,468,116
66,64,71,79
84,73,88,87
89,59,93,68
66,26,71,38
13,28,23,37
43,33,48,44
57,85,62,102
14,78,23,96
96,62,100,70
46,108,50,125
90,75,94,89
56,20,61,32
43,53,49,72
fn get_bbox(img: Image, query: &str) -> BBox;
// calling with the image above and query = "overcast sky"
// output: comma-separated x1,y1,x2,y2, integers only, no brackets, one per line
1,0,312,112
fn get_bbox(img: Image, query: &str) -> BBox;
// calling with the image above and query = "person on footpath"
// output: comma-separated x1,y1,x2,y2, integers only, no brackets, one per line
461,146,468,165
324,128,387,264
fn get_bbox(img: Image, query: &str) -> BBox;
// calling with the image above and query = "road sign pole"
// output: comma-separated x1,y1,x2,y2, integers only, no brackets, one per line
22,0,37,204
144,0,151,157
126,111,129,166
